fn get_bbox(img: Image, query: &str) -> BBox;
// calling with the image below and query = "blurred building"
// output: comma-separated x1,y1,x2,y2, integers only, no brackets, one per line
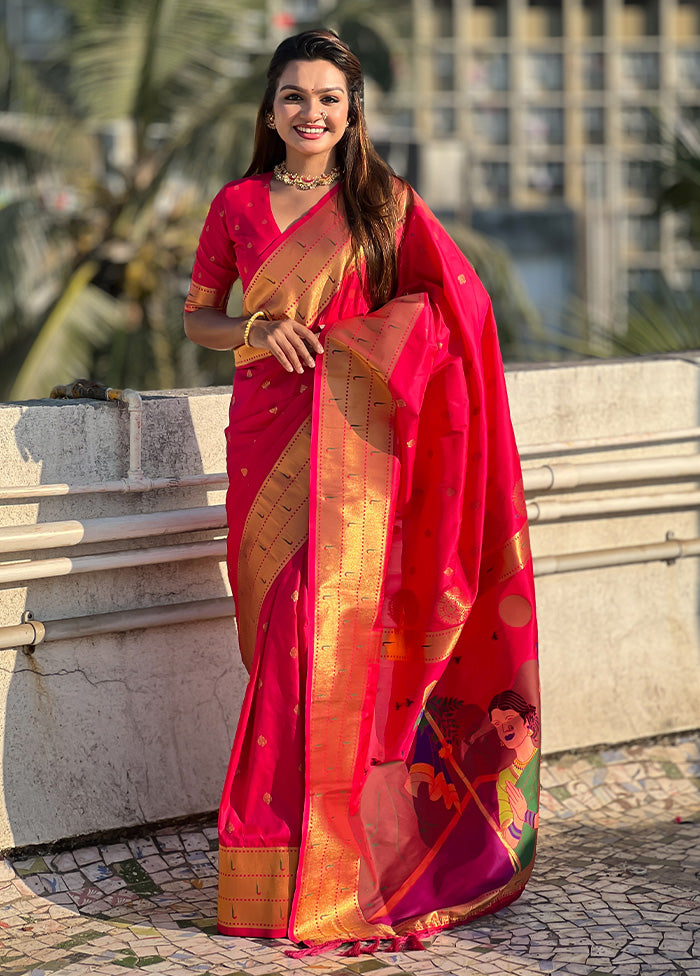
376,0,700,333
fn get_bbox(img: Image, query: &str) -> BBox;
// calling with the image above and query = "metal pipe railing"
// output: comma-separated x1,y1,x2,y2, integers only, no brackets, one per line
0,506,227,554
523,453,700,494
0,538,227,585
0,598,234,652
533,534,700,576
0,472,228,501
527,489,700,523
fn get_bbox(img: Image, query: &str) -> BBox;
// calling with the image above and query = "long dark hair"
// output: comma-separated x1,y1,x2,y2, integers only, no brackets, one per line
244,29,406,309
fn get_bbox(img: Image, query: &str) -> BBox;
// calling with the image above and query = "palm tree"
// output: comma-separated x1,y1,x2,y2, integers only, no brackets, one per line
1,0,270,399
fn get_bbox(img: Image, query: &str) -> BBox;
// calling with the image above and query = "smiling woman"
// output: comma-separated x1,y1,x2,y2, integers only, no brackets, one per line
183,28,539,958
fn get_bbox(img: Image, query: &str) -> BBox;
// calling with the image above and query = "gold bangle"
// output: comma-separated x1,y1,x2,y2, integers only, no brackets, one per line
243,310,266,347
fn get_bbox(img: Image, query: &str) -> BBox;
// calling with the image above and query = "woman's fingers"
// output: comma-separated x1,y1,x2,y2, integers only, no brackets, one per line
248,318,324,372
294,321,324,357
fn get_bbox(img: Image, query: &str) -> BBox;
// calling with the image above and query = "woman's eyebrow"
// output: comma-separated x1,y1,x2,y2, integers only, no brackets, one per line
279,85,345,93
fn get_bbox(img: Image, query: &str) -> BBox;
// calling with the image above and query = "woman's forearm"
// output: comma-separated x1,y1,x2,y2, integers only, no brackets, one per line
183,308,247,350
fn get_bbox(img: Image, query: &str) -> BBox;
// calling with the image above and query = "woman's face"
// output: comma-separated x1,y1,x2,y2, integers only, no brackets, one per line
271,59,350,170
490,708,530,749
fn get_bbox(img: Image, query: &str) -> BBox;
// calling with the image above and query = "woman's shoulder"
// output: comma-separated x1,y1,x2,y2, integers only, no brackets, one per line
209,173,270,210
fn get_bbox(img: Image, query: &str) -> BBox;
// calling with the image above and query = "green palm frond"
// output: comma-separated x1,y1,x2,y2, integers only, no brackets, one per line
657,121,700,245
65,0,252,123
10,262,126,400
548,281,700,361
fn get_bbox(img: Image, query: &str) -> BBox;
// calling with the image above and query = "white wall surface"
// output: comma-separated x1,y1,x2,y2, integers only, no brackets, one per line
0,356,699,850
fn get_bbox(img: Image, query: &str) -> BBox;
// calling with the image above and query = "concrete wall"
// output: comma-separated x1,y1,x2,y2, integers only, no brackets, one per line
1,356,699,850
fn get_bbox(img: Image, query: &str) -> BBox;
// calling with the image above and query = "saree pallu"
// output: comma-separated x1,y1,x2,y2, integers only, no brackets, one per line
208,181,539,948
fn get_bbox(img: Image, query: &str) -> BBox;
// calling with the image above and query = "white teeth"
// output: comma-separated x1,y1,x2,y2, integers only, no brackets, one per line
296,126,325,134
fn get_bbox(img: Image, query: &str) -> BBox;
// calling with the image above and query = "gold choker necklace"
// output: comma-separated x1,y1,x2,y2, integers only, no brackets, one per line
273,162,341,190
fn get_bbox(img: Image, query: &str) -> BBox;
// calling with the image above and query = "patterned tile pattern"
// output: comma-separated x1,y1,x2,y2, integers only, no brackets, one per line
1,734,698,976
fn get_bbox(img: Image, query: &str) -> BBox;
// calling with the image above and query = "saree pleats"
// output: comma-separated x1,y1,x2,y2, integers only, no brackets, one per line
211,178,539,946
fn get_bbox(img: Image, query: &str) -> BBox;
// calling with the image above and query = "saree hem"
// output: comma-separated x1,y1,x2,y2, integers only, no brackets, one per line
217,923,289,938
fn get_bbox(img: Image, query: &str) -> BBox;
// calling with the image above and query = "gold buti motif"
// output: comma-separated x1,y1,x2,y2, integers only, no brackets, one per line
435,586,473,626
218,846,299,931
512,478,527,518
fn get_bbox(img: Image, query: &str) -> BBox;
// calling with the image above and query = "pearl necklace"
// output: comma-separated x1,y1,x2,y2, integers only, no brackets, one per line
273,161,341,190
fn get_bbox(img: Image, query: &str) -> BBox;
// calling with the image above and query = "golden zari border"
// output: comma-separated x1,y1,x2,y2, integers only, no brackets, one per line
380,625,466,664
481,524,532,587
184,281,228,313
393,860,535,938
234,196,354,370
236,420,311,672
291,298,426,946
218,845,299,931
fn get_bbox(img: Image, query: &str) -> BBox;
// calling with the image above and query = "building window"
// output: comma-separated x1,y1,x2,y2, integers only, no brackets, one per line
674,2,700,39
434,51,455,92
583,106,605,144
621,0,660,38
582,51,605,90
473,107,510,146
469,52,509,92
627,215,661,253
621,51,660,93
582,0,604,37
473,161,510,204
4,0,67,59
677,50,700,89
527,161,565,198
433,0,453,38
473,0,509,38
524,52,564,93
627,267,664,299
525,107,565,145
624,159,662,199
621,105,660,143
526,0,563,39
434,105,456,137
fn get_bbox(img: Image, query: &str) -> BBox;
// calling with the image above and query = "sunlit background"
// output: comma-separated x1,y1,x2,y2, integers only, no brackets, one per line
1,0,699,400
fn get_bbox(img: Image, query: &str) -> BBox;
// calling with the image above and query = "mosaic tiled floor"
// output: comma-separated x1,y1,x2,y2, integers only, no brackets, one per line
1,734,699,976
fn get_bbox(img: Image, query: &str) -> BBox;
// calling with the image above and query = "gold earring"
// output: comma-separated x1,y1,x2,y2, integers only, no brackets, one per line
265,112,276,130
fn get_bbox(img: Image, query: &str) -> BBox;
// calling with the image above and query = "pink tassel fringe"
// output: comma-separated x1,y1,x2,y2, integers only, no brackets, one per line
286,933,426,958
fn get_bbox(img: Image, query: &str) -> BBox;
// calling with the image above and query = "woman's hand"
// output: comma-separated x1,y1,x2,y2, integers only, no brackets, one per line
505,780,528,827
248,317,324,373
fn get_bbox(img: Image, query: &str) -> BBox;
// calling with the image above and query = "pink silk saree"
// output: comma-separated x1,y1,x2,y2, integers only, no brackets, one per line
185,174,539,950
